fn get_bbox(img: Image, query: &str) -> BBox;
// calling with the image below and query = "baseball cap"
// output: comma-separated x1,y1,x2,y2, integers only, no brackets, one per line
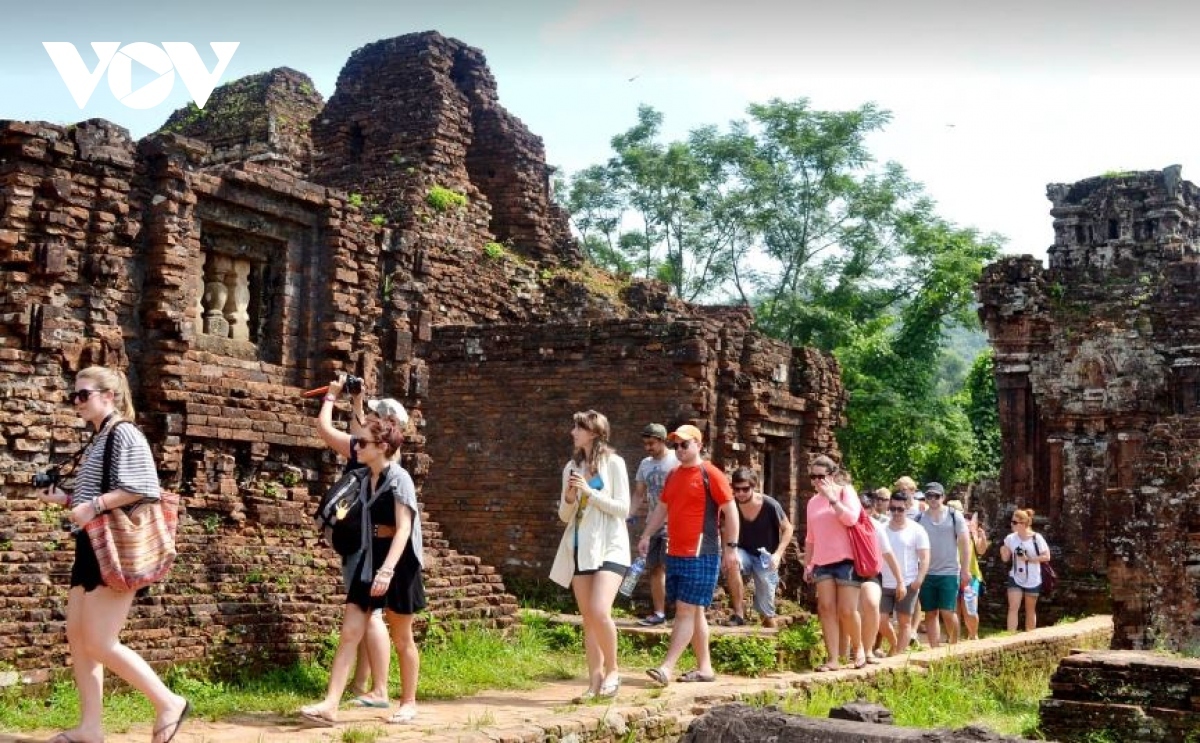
924,482,945,497
667,424,703,445
913,492,927,501
641,423,668,440
367,398,409,425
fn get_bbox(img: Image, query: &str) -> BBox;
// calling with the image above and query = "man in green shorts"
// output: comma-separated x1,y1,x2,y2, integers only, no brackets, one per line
914,482,970,647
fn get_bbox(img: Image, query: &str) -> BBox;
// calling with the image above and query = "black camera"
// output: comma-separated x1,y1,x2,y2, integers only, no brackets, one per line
1014,546,1027,558
33,467,61,489
344,375,363,395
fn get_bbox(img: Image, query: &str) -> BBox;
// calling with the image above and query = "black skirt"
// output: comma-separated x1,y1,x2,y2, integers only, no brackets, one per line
346,537,425,615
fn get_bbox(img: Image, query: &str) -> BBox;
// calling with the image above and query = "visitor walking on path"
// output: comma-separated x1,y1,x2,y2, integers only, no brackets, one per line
549,410,631,701
804,455,866,671
1001,508,1050,632
723,467,793,628
301,376,425,727
914,482,970,647
630,423,678,627
638,425,738,686
33,366,190,743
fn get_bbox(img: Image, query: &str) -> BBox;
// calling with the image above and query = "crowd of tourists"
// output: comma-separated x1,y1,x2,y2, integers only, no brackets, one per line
31,372,1053,736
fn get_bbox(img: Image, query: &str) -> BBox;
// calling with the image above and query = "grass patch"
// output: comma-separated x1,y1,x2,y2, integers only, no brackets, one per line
776,653,1052,736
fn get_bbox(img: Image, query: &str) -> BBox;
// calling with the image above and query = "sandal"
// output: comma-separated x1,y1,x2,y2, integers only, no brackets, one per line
388,705,418,725
678,670,716,682
853,655,868,670
814,663,841,672
153,700,192,743
348,695,390,708
298,707,336,727
645,666,670,686
598,672,620,698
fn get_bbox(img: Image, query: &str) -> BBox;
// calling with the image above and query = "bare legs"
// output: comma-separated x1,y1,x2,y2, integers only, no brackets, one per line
1007,589,1039,632
925,608,959,647
302,604,371,722
815,580,862,668
725,565,746,620
858,581,882,661
648,564,666,618
571,572,622,693
62,585,187,743
385,611,420,720
353,610,390,702
654,600,714,678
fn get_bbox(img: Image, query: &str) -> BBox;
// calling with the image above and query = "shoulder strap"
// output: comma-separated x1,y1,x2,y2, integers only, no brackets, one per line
700,462,712,503
1032,533,1042,555
100,420,132,494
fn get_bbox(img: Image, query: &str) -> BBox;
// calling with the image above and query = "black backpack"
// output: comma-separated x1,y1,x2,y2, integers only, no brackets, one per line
315,467,371,557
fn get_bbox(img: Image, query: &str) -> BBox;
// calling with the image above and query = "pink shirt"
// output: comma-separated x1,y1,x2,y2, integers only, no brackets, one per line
804,485,861,567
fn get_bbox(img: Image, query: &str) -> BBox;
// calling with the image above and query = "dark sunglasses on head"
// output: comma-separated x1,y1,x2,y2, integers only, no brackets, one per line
68,388,107,404
353,438,377,449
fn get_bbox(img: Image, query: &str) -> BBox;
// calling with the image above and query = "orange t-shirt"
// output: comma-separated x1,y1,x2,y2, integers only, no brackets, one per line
661,461,733,557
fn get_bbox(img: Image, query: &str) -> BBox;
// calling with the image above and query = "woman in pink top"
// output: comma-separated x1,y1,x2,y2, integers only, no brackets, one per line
803,455,866,670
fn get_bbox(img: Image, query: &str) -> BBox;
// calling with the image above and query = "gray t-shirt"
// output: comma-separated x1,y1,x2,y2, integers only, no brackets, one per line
917,508,967,576
70,421,161,509
635,450,678,515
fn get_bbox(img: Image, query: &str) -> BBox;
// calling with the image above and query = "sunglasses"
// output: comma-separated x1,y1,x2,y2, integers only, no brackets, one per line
68,388,107,404
1011,520,1024,525
732,485,752,492
670,441,692,450
808,474,827,481
353,438,378,449
888,506,907,513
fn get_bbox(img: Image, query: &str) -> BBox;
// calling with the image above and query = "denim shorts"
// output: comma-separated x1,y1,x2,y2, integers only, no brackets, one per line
812,559,863,586
1006,576,1041,596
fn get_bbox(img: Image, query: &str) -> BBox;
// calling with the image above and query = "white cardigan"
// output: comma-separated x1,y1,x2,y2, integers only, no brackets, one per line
549,452,632,588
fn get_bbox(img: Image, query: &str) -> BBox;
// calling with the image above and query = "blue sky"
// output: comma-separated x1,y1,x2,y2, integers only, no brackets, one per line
5,0,1200,263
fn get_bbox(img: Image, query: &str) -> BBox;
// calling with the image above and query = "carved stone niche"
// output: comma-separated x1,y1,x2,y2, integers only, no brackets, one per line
195,225,283,361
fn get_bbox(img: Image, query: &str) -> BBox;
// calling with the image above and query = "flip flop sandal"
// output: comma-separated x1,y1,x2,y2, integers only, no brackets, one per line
298,709,336,727
645,666,670,686
349,695,390,708
49,734,83,743
678,670,716,682
153,700,192,743
814,663,840,672
598,674,621,698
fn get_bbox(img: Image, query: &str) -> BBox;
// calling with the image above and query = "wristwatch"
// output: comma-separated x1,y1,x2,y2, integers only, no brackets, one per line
725,541,738,549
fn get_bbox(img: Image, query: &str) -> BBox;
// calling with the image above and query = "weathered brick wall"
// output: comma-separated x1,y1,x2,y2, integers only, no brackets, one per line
422,312,844,582
977,166,1200,650
160,67,323,176
0,120,516,685
1040,650,1200,742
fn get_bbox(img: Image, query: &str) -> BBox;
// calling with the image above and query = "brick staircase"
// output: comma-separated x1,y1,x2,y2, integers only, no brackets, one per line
418,509,520,630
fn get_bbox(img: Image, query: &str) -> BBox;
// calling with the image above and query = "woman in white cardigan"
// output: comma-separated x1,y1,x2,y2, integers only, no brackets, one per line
549,410,631,701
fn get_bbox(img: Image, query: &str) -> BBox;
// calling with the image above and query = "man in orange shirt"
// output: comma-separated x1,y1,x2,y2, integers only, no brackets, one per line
637,425,739,685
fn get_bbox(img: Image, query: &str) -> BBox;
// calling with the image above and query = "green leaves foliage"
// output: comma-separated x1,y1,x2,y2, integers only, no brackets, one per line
564,97,1003,488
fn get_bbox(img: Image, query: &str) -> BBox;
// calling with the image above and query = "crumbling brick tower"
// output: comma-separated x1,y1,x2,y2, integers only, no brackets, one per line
978,165,1200,651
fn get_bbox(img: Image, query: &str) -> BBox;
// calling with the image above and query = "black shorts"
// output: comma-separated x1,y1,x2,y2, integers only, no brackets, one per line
70,530,104,592
575,561,626,577
71,530,150,597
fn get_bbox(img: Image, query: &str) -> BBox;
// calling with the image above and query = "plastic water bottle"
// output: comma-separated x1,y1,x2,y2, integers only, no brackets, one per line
962,583,978,616
757,547,772,570
619,557,646,597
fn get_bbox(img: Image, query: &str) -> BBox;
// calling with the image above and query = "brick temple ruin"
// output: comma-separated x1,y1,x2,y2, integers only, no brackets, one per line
0,31,845,683
978,165,1200,652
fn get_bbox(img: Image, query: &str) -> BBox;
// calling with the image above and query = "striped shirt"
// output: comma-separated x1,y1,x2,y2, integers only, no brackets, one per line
70,422,161,508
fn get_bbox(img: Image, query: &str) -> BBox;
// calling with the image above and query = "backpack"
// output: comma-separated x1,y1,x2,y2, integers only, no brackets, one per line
1032,534,1057,595
315,467,371,557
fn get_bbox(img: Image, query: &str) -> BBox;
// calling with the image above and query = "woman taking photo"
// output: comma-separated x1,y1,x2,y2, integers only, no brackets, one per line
301,376,425,726
1000,508,1050,632
549,410,631,701
34,366,190,743
803,455,866,671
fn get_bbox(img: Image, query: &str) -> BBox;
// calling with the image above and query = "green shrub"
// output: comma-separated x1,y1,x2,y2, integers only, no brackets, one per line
483,242,506,260
426,185,467,212
709,634,776,677
347,193,364,208
776,614,825,670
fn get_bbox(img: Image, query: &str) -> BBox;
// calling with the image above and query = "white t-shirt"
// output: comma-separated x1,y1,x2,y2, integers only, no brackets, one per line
882,520,931,589
1005,532,1049,588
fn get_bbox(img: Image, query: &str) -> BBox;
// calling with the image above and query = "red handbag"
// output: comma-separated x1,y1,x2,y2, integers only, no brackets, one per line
845,492,882,577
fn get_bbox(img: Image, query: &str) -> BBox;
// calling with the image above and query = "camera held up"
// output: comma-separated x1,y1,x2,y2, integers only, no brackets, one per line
343,375,363,395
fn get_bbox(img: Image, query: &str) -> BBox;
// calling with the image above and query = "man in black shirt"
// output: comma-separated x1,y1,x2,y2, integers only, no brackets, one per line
724,468,794,627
